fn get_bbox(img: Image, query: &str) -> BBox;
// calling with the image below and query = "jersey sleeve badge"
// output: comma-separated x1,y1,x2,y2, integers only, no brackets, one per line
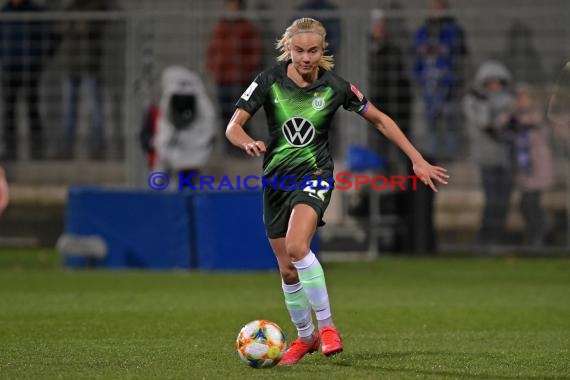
241,81,259,101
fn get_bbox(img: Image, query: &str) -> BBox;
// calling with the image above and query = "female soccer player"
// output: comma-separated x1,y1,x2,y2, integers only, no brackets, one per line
226,17,449,365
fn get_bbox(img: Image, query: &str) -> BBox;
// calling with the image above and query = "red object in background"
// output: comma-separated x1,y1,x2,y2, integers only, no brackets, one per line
140,101,160,168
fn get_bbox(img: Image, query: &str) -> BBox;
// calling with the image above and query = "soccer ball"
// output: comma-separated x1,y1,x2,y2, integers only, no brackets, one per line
236,319,287,368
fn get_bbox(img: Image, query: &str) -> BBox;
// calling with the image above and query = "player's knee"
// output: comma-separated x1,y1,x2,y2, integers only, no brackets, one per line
280,267,298,284
285,240,309,261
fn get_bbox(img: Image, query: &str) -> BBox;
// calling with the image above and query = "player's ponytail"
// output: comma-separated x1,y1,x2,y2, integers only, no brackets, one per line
276,17,335,71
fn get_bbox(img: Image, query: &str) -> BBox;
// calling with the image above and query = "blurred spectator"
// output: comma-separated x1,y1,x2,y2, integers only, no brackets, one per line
140,66,216,188
383,0,411,55
206,0,263,156
503,20,545,86
253,0,277,68
59,0,113,160
0,0,57,160
413,0,469,162
463,60,514,245
368,8,412,169
510,85,553,247
352,9,434,255
0,165,8,215
295,0,341,58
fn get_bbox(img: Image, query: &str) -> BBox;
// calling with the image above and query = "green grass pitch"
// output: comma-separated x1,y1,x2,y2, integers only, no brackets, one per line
0,250,569,379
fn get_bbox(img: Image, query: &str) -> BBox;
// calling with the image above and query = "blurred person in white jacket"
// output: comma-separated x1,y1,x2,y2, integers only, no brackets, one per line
154,66,216,187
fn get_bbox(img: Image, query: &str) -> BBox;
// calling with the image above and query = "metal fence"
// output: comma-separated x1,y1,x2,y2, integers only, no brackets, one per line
1,2,569,253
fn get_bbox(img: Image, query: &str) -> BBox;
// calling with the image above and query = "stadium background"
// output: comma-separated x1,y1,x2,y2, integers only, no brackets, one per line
0,2,569,378
0,0,569,262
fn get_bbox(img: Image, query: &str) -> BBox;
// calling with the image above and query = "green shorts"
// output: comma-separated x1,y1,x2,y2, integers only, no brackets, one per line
263,184,333,239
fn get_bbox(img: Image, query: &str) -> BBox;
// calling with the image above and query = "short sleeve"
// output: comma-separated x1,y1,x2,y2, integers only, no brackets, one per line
343,82,369,114
235,72,271,116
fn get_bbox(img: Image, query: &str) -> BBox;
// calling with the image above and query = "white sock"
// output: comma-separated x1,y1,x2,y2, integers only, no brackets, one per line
293,251,334,326
281,281,314,339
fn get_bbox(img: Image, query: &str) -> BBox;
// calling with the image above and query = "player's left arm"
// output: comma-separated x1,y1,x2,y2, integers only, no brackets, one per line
359,102,449,192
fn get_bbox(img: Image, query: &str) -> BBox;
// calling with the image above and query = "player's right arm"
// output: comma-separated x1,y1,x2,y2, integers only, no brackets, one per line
225,108,266,157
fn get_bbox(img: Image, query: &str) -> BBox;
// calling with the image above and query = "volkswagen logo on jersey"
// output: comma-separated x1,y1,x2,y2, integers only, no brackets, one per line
282,117,315,147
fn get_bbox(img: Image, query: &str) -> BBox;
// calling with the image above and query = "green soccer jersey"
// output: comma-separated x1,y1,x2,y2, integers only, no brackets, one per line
236,61,368,186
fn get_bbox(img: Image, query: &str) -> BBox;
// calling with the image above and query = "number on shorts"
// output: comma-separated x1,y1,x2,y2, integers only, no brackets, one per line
302,180,330,202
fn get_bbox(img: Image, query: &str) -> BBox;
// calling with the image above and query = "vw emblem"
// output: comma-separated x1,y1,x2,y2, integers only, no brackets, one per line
282,117,315,147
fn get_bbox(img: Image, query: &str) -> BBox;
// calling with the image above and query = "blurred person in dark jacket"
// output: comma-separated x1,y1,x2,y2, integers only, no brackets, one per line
368,8,412,168
0,0,57,160
59,0,114,160
503,20,545,86
367,9,439,255
295,0,341,58
206,0,263,156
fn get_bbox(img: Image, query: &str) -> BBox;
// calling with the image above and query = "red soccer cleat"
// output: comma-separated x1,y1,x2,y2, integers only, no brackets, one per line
278,333,320,366
320,326,343,357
